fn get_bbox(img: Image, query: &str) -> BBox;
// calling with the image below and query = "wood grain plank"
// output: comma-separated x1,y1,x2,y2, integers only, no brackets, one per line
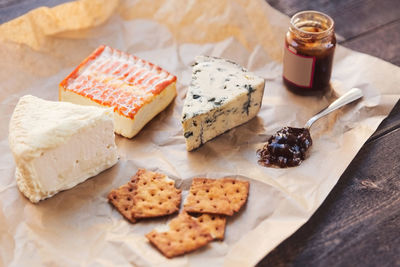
340,19,400,67
266,0,400,40
367,101,400,144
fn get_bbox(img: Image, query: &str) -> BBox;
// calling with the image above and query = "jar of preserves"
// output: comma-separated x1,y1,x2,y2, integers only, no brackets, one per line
283,11,336,95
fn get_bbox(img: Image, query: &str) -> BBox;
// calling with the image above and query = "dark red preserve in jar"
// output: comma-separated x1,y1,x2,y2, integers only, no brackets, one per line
283,11,336,95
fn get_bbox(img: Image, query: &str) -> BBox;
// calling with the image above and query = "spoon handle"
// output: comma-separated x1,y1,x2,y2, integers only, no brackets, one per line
304,88,363,129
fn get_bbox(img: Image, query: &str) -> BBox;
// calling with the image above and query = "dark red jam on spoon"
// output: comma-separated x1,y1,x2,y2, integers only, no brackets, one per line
257,127,312,168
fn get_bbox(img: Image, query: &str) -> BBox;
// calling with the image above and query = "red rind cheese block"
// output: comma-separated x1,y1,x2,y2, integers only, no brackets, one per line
59,45,177,138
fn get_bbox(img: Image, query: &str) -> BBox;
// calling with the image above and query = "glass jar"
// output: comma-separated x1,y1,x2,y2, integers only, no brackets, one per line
283,11,336,95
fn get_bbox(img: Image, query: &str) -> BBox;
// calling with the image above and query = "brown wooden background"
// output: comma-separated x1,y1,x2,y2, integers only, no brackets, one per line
0,0,399,266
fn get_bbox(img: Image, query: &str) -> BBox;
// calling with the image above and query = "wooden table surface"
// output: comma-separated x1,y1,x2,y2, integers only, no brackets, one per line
1,0,399,266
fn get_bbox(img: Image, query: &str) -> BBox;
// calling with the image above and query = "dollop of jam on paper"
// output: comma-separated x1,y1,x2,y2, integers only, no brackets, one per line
257,127,312,168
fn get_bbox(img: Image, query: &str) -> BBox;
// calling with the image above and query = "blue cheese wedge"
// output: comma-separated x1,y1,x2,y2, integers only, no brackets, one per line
181,56,265,151
8,95,118,203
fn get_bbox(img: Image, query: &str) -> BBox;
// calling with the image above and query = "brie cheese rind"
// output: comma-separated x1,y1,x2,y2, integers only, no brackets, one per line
9,95,118,203
182,56,265,151
59,45,177,138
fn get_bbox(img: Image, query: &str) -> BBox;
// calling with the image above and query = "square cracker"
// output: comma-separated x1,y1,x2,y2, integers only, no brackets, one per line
131,169,181,218
184,178,249,216
108,182,137,223
146,212,213,258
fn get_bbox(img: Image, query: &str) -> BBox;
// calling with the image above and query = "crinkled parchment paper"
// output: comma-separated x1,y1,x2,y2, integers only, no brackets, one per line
0,0,399,266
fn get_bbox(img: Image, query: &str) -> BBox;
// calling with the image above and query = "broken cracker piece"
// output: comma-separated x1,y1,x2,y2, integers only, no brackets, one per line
192,214,226,240
108,182,137,223
146,212,213,258
184,178,249,216
131,169,181,218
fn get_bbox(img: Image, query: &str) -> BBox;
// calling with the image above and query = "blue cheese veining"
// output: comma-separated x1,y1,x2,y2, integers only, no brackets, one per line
181,56,265,151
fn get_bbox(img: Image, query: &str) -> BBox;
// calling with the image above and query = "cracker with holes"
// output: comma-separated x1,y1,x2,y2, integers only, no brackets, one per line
184,178,249,216
108,169,181,222
131,168,181,218
192,214,226,240
108,182,137,223
146,212,213,258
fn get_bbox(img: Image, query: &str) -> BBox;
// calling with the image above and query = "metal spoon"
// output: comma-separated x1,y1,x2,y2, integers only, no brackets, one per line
304,88,363,130
257,88,363,168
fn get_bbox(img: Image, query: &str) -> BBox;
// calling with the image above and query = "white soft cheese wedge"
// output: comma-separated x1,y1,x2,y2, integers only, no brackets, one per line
181,56,265,151
9,95,118,203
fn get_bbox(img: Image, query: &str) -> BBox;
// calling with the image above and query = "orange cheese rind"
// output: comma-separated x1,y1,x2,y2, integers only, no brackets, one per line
60,45,176,119
59,45,177,138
